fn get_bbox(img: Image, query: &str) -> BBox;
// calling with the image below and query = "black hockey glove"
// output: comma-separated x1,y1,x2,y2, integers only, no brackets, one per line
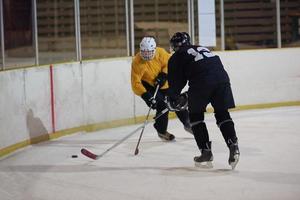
155,72,167,88
141,92,157,109
166,92,188,112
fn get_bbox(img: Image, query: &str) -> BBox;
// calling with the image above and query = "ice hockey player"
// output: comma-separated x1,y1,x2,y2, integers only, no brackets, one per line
131,36,192,141
166,32,240,169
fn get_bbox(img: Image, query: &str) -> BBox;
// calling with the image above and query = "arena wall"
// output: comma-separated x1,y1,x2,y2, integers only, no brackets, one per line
1,48,300,157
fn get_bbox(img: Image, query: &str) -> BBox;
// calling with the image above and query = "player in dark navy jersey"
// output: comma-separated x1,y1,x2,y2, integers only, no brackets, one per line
166,32,240,169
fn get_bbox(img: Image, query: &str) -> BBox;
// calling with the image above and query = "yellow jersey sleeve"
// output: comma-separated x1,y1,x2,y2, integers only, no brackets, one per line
157,47,170,75
131,56,147,96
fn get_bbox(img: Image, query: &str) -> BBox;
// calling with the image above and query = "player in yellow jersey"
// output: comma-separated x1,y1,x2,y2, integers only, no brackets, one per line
131,36,192,141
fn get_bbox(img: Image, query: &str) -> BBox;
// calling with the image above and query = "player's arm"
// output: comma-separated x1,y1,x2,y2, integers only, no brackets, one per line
159,48,171,74
155,48,170,88
167,54,187,98
131,61,147,96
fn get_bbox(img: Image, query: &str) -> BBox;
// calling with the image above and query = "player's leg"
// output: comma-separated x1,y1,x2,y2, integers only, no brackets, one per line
175,109,193,134
188,87,213,167
211,83,240,169
214,110,239,169
215,110,238,145
141,84,175,141
154,90,175,141
190,112,213,168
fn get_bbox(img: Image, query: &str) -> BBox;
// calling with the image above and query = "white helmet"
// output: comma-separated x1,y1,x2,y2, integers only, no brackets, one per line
140,37,156,61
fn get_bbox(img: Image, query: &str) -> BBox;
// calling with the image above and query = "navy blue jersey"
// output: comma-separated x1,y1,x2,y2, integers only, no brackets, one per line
168,45,230,98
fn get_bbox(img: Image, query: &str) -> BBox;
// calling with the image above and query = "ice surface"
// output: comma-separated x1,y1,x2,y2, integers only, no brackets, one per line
1,106,300,200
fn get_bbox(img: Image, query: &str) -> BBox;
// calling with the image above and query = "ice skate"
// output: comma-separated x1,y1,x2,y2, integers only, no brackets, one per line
194,142,213,168
158,131,175,141
228,142,240,170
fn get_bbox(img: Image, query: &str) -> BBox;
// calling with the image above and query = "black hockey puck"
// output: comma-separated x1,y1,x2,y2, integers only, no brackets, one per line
71,155,78,158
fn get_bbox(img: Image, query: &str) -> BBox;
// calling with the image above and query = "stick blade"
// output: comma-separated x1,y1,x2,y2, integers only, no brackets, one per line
81,148,98,160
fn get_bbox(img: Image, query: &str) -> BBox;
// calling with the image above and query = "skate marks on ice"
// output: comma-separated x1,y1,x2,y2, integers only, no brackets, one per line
124,137,194,154
0,163,99,173
160,167,300,184
0,163,235,178
3,163,300,186
2,160,300,185
1,157,299,185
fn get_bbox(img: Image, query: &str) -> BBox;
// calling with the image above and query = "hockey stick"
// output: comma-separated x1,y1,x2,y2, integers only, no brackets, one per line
81,124,144,160
134,85,160,155
81,108,169,160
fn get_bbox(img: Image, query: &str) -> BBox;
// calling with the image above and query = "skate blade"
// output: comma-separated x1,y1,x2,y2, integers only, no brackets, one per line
194,161,213,169
230,154,240,170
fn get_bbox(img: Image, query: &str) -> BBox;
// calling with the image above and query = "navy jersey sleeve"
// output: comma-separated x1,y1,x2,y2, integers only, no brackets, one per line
167,52,187,98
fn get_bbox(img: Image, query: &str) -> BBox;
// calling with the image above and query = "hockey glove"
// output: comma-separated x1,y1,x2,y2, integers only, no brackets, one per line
141,92,157,109
155,72,167,88
166,92,188,112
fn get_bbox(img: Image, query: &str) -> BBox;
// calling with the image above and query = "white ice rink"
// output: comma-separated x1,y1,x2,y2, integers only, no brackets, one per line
1,106,300,200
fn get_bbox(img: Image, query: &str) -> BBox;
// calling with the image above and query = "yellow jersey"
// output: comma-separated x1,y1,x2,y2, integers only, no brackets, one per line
131,47,170,96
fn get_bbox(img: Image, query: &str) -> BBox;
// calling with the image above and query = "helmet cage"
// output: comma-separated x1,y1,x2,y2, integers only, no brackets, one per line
140,49,156,61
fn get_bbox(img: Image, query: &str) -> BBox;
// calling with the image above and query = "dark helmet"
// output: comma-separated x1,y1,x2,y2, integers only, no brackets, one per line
170,32,191,51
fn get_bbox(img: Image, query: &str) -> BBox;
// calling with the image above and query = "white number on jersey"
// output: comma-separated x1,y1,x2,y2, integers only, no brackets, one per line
187,47,215,62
